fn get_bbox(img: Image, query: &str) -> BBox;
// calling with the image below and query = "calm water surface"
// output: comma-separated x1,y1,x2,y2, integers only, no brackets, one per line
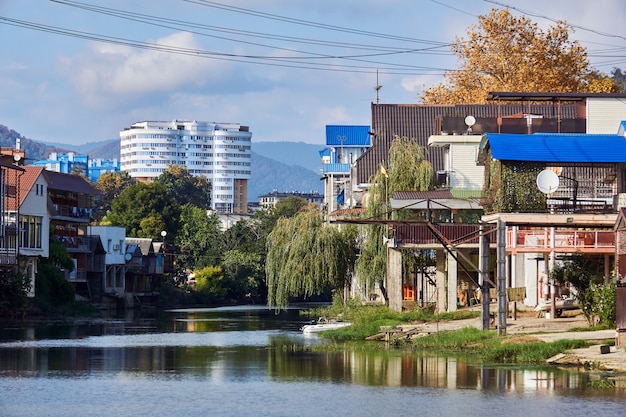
0,306,624,417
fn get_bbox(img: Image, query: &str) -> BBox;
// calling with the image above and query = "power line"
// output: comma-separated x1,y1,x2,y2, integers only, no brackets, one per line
484,0,626,42
39,0,455,73
184,0,450,45
0,15,449,75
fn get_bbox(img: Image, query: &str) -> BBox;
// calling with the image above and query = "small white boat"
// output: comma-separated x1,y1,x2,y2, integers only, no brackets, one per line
300,317,352,334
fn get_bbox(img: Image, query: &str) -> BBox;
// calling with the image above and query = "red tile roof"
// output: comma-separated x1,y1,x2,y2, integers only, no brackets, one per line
18,166,45,206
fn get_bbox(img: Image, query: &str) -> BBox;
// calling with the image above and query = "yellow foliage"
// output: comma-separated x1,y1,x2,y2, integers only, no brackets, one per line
421,9,618,104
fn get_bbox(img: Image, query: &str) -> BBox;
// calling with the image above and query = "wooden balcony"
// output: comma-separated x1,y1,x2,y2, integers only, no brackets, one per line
394,224,482,247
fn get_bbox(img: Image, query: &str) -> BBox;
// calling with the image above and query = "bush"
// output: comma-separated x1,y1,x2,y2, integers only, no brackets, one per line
35,262,75,311
589,281,616,326
0,270,31,316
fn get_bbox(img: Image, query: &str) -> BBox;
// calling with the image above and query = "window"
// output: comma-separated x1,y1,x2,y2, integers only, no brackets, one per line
19,215,42,249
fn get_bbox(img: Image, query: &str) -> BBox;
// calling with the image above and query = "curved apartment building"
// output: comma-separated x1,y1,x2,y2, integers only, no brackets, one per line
120,120,251,214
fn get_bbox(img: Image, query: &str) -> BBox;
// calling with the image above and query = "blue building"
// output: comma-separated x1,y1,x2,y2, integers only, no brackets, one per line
319,125,371,212
31,152,120,183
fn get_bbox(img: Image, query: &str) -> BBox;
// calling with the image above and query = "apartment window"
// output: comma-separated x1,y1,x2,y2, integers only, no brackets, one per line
19,215,42,249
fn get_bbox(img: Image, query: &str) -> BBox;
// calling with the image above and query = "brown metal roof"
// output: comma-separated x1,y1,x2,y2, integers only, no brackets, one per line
44,170,99,195
356,102,579,184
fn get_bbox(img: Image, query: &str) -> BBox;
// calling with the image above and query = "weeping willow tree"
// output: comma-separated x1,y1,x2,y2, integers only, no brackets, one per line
355,136,434,301
266,205,357,310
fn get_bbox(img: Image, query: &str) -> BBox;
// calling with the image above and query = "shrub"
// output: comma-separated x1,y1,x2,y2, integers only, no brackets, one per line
0,270,31,316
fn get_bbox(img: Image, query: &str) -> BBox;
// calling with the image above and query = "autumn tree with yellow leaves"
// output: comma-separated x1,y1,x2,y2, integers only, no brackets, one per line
421,8,620,104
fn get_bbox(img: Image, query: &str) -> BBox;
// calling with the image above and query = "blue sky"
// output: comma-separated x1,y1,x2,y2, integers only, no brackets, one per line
1,0,625,146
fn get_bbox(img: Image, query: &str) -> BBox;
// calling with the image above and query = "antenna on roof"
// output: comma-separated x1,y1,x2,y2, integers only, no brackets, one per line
375,69,382,104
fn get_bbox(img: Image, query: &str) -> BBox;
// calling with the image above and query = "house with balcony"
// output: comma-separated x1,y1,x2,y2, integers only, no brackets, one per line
320,125,371,213
479,130,624,307
0,158,24,280
46,170,100,297
124,237,164,308
9,166,48,297
89,225,126,303
352,92,626,313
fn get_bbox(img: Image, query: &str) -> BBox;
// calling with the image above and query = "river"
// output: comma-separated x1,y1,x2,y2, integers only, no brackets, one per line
0,306,624,417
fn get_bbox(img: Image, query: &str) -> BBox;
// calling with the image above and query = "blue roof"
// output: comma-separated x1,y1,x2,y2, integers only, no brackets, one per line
326,125,371,146
319,148,331,158
484,133,626,163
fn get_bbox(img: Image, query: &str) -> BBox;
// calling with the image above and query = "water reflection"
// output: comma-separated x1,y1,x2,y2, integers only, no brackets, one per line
1,306,624,402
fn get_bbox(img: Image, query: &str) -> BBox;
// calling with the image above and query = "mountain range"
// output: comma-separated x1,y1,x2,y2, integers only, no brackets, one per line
0,124,325,201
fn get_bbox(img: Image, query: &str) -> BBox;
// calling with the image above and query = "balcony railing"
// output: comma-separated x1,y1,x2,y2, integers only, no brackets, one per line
54,235,91,251
322,163,350,174
0,251,18,266
52,204,92,219
508,229,615,252
395,224,482,246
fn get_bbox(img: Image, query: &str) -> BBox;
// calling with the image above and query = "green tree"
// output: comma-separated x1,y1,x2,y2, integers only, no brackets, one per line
273,196,309,219
195,266,227,299
550,254,615,326
154,165,211,209
222,249,263,300
35,239,75,311
175,204,222,270
355,137,434,301
94,171,136,222
105,182,180,240
422,8,619,104
266,205,357,310
611,67,626,92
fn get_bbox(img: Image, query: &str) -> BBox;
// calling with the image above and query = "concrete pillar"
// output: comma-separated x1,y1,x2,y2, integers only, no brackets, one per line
388,247,403,312
447,250,458,312
436,249,447,312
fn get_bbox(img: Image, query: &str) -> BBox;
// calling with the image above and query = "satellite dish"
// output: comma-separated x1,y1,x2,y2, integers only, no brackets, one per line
464,115,476,127
124,253,132,261
536,169,560,194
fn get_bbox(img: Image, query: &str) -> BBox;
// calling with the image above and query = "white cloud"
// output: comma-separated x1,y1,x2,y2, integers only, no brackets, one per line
64,32,228,107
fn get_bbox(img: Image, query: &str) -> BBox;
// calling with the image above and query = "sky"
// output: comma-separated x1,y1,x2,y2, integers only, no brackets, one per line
1,0,625,146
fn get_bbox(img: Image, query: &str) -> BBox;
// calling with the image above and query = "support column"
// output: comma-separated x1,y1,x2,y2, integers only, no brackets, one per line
388,247,403,312
436,249,447,313
447,250,458,312
497,220,507,335
480,225,491,330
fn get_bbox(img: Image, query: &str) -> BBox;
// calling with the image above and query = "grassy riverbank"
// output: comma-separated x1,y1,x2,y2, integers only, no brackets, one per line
304,303,592,365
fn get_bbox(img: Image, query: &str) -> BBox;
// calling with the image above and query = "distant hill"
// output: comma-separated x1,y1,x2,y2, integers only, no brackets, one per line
0,125,324,201
0,125,74,161
249,152,323,201
253,141,324,175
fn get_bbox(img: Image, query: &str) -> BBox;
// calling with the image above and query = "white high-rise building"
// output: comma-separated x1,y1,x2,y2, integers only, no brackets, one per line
120,120,251,214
